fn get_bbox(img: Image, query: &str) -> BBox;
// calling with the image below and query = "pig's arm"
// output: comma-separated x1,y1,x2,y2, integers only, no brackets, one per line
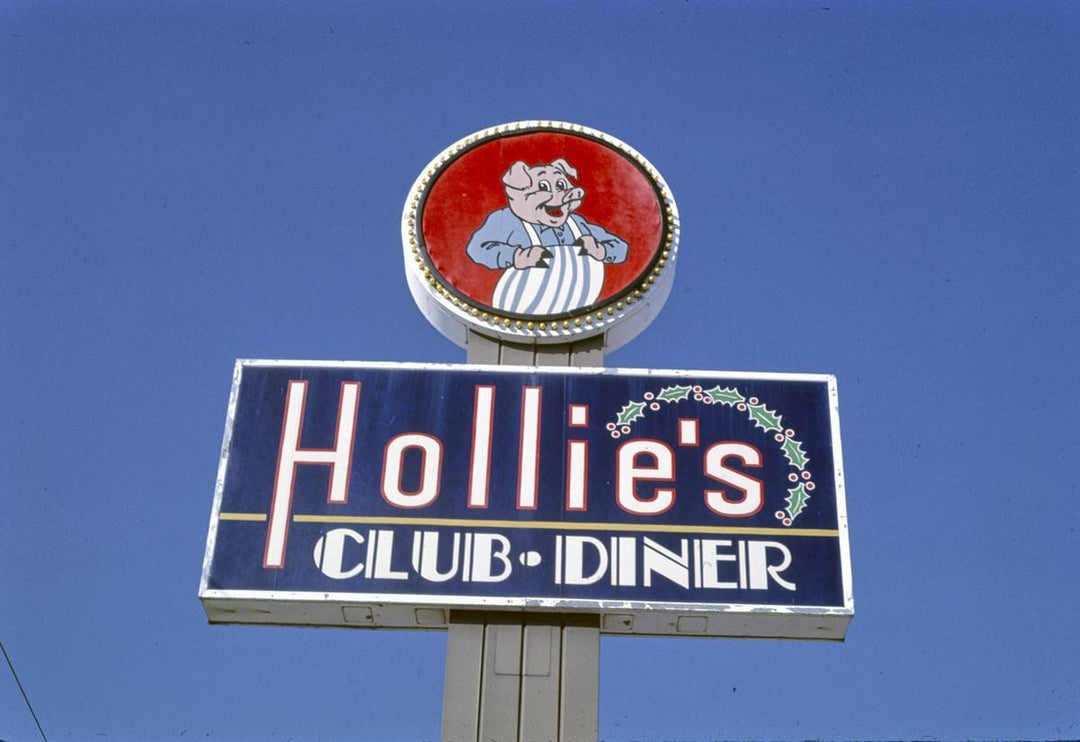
467,208,529,269
575,217,629,264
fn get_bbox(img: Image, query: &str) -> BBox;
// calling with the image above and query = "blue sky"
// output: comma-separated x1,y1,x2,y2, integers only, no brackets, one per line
2,1,1078,740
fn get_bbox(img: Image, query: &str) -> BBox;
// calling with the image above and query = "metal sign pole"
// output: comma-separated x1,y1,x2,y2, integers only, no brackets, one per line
440,331,602,742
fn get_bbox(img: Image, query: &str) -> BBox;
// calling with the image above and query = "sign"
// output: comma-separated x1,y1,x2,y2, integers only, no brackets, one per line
200,361,853,639
401,121,679,351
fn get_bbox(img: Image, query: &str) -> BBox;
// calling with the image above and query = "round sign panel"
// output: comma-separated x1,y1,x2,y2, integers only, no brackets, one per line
402,121,679,350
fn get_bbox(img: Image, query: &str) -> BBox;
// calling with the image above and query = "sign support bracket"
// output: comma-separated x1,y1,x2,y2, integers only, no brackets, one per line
440,331,603,742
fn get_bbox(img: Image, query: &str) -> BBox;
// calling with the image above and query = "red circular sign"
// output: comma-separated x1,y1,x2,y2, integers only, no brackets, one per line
421,130,665,314
402,122,678,348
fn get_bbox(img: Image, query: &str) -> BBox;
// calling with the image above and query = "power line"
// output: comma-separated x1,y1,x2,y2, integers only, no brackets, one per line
0,638,48,742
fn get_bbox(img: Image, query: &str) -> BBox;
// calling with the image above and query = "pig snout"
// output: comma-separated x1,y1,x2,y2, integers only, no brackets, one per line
561,186,585,205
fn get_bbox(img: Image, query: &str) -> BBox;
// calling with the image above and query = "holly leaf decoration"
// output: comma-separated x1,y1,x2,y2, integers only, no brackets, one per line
657,385,692,403
705,386,745,406
616,400,647,426
748,403,782,432
785,483,811,521
781,437,809,470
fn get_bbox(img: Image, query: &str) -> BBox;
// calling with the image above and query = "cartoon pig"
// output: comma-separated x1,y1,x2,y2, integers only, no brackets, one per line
466,159,628,315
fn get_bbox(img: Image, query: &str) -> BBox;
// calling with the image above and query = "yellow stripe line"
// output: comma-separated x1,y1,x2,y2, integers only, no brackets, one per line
219,512,837,538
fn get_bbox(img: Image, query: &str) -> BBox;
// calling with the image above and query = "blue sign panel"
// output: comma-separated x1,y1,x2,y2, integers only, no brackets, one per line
200,361,852,639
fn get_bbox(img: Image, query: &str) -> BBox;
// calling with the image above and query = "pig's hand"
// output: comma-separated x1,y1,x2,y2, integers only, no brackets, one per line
514,245,552,269
575,235,606,262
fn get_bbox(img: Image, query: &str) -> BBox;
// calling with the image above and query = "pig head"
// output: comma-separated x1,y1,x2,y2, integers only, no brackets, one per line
501,159,585,229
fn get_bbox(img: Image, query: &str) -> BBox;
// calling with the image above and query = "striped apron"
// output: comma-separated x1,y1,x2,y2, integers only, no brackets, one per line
491,217,605,315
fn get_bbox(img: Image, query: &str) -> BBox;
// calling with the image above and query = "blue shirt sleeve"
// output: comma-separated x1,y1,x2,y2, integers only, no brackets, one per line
572,215,628,264
466,208,529,270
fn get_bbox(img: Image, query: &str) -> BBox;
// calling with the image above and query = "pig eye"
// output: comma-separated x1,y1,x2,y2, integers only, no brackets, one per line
537,180,551,192
555,178,568,191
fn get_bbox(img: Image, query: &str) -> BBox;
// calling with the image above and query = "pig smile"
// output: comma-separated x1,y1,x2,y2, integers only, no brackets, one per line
544,205,564,217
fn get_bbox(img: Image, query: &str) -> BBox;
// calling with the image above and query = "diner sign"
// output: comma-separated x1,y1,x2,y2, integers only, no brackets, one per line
200,361,852,639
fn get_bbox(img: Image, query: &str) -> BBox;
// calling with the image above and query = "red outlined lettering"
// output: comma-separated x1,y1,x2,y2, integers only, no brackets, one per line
264,380,361,569
381,433,443,509
468,385,495,509
703,441,764,517
616,438,676,516
678,418,699,447
566,439,589,511
568,404,589,427
517,386,542,510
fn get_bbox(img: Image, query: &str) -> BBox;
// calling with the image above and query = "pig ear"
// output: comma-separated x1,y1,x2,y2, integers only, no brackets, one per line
550,158,578,180
501,161,533,190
